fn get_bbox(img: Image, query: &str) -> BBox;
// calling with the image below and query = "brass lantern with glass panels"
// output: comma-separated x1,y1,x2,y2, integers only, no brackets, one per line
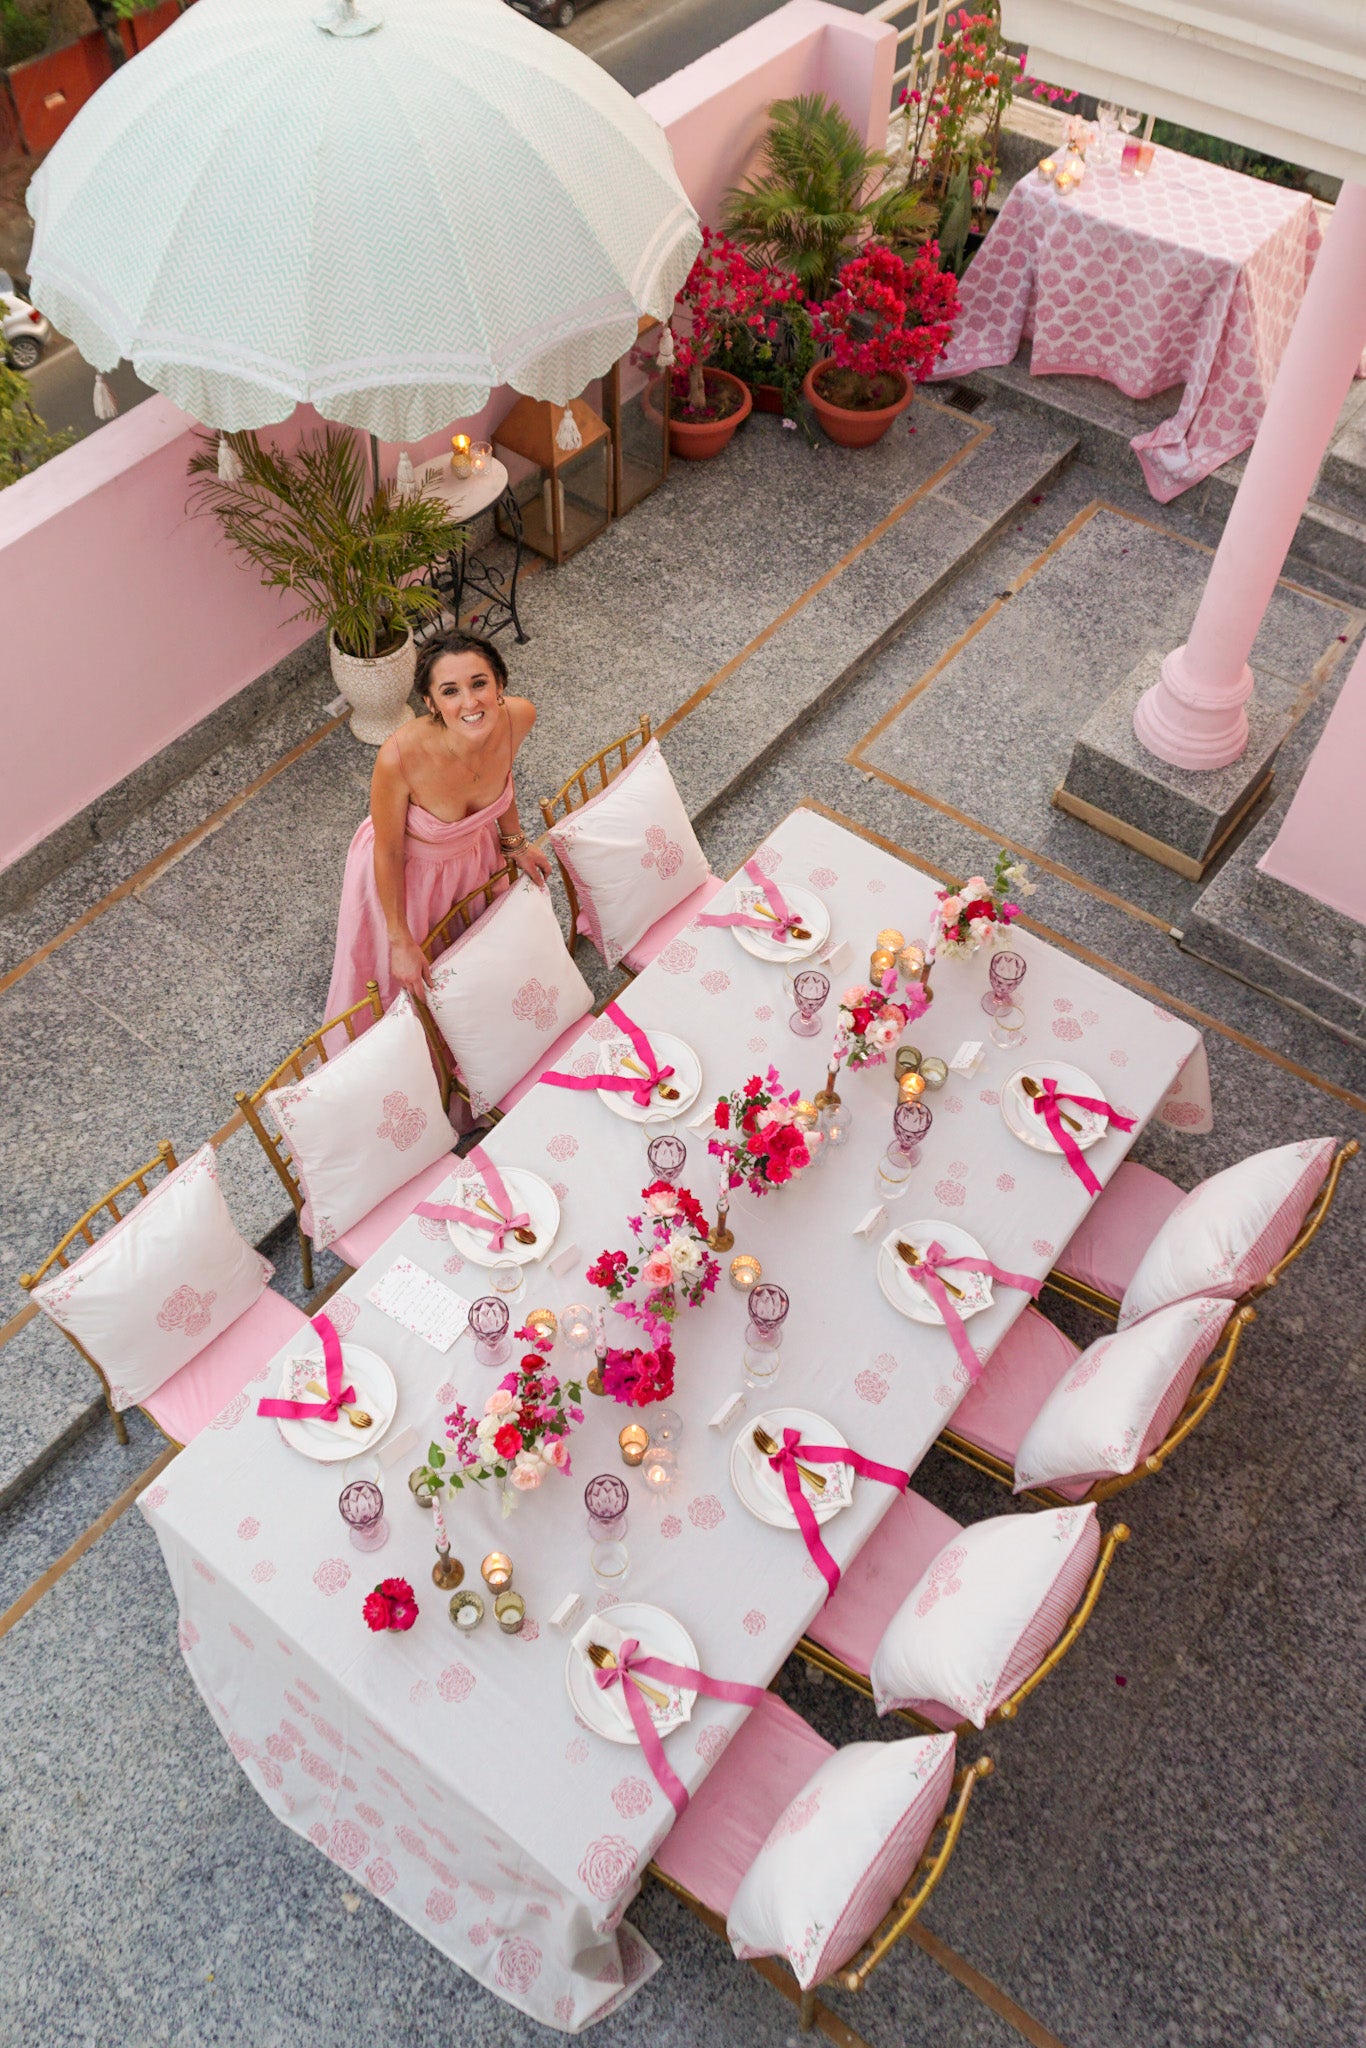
602,314,671,515
494,396,612,565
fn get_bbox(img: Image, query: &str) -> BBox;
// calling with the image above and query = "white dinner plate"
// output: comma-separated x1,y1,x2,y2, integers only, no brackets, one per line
595,1030,703,1122
442,1167,561,1268
729,1406,852,1529
565,1602,699,1747
1001,1063,1109,1154
725,882,831,964
876,1220,994,1327
274,1343,397,1462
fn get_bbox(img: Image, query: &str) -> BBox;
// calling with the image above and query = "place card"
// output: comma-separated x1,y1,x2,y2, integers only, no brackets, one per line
949,1040,985,1075
822,939,853,974
377,1423,419,1470
709,1391,746,1431
550,1242,582,1278
549,1593,585,1634
853,1205,887,1239
688,1104,718,1134
367,1258,470,1351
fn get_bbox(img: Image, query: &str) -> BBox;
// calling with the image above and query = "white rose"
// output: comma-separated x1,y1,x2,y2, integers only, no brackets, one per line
669,1232,703,1277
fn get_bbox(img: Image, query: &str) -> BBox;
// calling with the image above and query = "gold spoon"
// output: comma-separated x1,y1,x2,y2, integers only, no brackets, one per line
1019,1075,1084,1133
304,1378,372,1429
618,1051,681,1102
752,1426,827,1494
473,1193,538,1246
752,902,812,941
586,1643,671,1709
896,1241,966,1301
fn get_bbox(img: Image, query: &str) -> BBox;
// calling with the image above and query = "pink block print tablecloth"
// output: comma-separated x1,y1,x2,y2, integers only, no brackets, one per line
933,147,1323,501
139,808,1211,2033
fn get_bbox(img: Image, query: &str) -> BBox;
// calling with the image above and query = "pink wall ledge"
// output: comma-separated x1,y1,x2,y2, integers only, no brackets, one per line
0,0,893,879
1256,633,1366,924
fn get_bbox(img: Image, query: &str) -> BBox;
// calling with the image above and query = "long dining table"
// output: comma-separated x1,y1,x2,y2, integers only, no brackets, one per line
140,806,1211,2032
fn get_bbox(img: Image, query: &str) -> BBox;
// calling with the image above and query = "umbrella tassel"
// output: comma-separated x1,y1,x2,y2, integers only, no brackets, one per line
92,374,119,421
395,450,416,496
216,432,245,483
657,324,676,368
554,405,582,453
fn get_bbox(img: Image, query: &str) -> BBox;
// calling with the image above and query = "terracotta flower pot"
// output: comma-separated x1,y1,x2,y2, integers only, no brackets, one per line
750,382,786,415
646,370,752,461
803,358,913,449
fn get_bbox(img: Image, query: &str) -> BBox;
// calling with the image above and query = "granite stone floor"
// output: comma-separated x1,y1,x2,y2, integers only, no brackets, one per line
2,400,1364,2048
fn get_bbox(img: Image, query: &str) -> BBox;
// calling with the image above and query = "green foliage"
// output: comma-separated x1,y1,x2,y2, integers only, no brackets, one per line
706,299,817,430
188,427,467,660
1150,121,1311,191
0,0,48,66
722,93,935,301
936,161,975,279
0,361,72,488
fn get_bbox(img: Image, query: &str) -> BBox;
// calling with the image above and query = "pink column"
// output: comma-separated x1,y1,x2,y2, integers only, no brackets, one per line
1257,633,1366,921
1133,181,1366,769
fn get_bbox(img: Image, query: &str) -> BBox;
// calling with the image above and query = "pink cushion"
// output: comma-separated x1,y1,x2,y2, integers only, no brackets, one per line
496,1013,600,1114
1054,1162,1185,1300
807,1489,962,1676
142,1287,310,1444
329,1153,458,1268
949,1308,1090,1499
620,873,725,972
651,1693,834,1918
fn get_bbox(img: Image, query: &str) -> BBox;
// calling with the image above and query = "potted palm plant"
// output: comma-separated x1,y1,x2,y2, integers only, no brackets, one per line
188,427,467,744
722,93,935,302
805,244,961,448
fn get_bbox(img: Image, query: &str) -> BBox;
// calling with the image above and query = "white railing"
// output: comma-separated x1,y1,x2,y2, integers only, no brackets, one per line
866,0,953,111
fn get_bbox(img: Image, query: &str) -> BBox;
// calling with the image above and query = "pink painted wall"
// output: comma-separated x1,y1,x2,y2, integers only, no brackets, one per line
0,0,894,878
1257,634,1366,924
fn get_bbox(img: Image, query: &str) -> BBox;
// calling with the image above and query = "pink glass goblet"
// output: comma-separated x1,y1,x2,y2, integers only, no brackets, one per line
584,1471,630,1541
747,1282,789,1351
339,1478,389,1552
789,969,830,1037
469,1295,512,1368
982,950,1028,1017
647,1134,688,1185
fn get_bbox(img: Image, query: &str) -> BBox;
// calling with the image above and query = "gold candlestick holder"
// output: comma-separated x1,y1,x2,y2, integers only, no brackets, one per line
708,1197,735,1253
432,1544,464,1591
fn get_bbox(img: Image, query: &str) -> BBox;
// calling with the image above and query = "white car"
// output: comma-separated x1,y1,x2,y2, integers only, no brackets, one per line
1,273,50,372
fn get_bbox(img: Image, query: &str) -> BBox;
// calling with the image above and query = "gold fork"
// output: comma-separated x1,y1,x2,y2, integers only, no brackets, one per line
752,1426,827,1494
586,1643,671,1709
751,902,811,941
304,1378,372,1428
618,1052,681,1102
473,1193,537,1245
896,1241,966,1301
1019,1075,1085,1133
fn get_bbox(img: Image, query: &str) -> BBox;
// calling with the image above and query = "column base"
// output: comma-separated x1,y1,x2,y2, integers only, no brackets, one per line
1053,653,1291,879
1132,646,1253,769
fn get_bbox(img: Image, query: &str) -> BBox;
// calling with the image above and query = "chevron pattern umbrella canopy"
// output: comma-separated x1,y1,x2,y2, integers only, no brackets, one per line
26,0,700,436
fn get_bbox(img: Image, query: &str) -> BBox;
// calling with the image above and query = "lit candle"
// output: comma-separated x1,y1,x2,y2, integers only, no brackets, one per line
481,1551,513,1592
870,947,896,982
525,1308,558,1343
450,432,472,477
898,945,925,980
729,1254,762,1294
495,1590,526,1634
875,929,905,952
619,1424,649,1467
899,1070,927,1104
1038,157,1058,180
644,1457,675,1496
1136,142,1155,176
449,1590,484,1630
469,439,493,475
561,1303,594,1351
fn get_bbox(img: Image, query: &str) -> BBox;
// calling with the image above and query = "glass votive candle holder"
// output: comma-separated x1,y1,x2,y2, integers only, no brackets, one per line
525,1308,558,1345
560,1302,595,1353
919,1056,949,1090
729,1253,762,1294
469,439,493,474
899,1070,927,1105
449,1589,484,1630
481,1551,513,1593
870,947,896,982
643,1454,676,1499
450,432,472,476
495,1590,526,1633
650,1407,684,1451
897,944,925,980
618,1424,649,1467
408,1468,436,1508
875,929,905,952
895,1045,922,1078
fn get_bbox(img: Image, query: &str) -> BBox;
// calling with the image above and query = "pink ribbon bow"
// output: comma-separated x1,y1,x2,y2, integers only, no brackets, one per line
413,1144,530,1252
540,1001,675,1108
592,1638,766,1816
256,1311,356,1422
766,1429,909,1598
909,1241,1042,1387
696,859,803,940
1031,1079,1136,1198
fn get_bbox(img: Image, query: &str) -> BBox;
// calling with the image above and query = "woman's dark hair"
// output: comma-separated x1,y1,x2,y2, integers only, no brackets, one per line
415,630,509,712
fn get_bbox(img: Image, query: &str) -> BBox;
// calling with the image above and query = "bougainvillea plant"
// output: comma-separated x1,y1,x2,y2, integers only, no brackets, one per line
707,1069,814,1196
586,1183,720,1407
670,228,793,419
811,243,960,407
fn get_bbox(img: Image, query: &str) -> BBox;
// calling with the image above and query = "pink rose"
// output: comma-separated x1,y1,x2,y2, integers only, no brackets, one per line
870,1015,900,1048
642,1250,674,1290
841,984,871,1007
939,895,963,920
542,1436,571,1470
510,1461,542,1490
642,1188,679,1217
486,1389,516,1416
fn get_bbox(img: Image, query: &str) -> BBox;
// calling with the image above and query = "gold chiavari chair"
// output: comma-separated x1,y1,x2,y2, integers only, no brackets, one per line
650,1756,994,2040
20,1142,180,1444
539,714,652,956
415,859,518,1114
795,1523,1131,1735
938,1303,1255,1507
234,984,383,1291
1044,1139,1359,1324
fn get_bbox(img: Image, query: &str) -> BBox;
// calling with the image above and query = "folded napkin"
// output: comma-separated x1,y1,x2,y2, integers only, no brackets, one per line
746,1423,853,1513
1030,1078,1135,1197
540,1001,675,1107
414,1144,530,1252
763,1427,908,1598
573,1613,687,1737
256,1312,356,1422
696,859,804,940
908,1240,1041,1387
581,1620,768,1817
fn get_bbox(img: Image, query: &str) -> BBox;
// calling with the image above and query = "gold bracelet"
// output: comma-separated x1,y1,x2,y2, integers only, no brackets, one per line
499,832,527,853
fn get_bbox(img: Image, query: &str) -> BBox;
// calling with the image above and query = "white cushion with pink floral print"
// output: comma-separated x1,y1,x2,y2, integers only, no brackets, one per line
31,1144,272,1410
265,993,454,1251
726,1732,956,1989
869,1504,1100,1729
546,739,711,969
1116,1137,1337,1329
425,877,594,1117
1013,1296,1234,1495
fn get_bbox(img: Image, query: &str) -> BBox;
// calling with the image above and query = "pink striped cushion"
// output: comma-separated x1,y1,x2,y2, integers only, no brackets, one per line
726,1732,956,1988
1054,1162,1185,1300
621,873,726,971
807,1489,962,1675
987,1511,1100,1708
651,1692,833,1917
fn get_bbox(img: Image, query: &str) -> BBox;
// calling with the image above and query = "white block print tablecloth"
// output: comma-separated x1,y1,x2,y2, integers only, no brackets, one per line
141,808,1209,2030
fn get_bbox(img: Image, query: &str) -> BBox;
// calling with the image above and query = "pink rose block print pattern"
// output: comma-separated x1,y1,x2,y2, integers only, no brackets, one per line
157,1284,216,1338
376,1090,428,1150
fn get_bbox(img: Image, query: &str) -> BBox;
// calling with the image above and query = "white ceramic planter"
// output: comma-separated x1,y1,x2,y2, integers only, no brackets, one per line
330,628,417,746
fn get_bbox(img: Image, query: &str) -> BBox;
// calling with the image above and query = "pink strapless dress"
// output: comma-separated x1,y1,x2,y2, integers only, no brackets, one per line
324,774,513,1023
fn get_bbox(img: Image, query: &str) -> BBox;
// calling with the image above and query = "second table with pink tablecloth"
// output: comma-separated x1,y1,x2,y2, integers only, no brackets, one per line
139,806,1211,2032
933,146,1323,501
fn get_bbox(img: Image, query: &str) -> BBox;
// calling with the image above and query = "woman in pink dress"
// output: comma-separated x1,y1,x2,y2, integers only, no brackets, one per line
325,630,551,1020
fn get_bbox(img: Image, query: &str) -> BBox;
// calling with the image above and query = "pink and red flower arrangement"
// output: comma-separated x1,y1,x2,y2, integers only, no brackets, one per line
363,1577,418,1633
435,1346,584,1496
586,1183,720,1407
835,970,929,1071
934,847,1034,958
708,1068,813,1195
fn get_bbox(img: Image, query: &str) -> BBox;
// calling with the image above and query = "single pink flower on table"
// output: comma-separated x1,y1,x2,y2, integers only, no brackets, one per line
642,1250,674,1290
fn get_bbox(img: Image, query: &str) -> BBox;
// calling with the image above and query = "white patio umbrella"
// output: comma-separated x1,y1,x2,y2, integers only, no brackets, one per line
25,0,700,437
